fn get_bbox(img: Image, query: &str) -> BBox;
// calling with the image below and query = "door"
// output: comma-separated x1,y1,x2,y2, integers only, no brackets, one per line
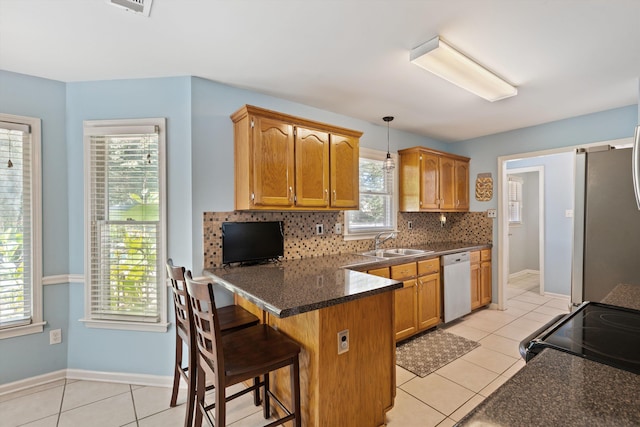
295,127,329,207
252,116,294,207
417,273,440,330
330,134,359,208
420,152,440,210
394,279,418,341
455,160,470,210
439,156,456,210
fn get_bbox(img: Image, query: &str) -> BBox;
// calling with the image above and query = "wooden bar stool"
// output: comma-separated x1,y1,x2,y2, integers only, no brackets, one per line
166,259,260,427
185,274,302,427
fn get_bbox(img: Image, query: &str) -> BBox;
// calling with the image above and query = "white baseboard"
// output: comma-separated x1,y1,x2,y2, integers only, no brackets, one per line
543,291,570,300
508,269,540,280
0,369,67,396
0,369,181,397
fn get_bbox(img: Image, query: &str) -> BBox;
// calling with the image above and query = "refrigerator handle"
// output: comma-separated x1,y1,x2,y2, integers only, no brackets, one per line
633,126,640,210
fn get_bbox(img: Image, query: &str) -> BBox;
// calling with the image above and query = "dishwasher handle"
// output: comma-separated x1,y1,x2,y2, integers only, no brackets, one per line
441,252,470,266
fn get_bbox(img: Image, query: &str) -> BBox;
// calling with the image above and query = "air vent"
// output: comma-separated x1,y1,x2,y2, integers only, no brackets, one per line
108,0,153,17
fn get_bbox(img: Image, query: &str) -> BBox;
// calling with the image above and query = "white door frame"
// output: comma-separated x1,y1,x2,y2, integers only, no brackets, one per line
505,166,545,295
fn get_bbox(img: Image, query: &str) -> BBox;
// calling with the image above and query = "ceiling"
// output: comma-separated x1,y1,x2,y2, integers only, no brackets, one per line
1,0,639,142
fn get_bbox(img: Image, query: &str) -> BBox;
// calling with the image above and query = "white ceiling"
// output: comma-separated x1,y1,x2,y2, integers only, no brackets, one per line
1,0,640,142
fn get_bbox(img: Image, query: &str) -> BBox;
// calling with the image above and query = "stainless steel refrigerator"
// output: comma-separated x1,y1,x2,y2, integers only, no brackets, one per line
572,145,640,304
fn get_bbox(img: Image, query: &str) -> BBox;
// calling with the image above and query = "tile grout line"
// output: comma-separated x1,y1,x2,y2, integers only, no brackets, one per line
129,384,140,427
55,379,67,427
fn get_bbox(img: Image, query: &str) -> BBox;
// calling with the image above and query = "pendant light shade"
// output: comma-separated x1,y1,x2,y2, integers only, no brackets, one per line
382,116,395,171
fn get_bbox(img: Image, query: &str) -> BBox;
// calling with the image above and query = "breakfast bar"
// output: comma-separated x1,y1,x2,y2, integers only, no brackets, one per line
204,254,402,427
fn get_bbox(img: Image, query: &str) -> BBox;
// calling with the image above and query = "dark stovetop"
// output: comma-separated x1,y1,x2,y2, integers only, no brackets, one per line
527,301,640,374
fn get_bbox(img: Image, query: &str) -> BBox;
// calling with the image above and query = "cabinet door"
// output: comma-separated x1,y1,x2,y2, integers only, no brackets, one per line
395,279,418,341
420,152,440,210
439,156,456,210
417,273,441,331
480,260,492,306
295,127,329,207
454,160,470,210
330,134,359,208
252,116,295,207
470,260,481,310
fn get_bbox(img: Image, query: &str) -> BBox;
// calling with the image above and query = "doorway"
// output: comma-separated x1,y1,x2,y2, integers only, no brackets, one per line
505,167,544,298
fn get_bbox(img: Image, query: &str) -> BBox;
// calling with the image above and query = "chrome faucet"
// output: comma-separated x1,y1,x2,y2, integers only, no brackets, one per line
374,231,396,250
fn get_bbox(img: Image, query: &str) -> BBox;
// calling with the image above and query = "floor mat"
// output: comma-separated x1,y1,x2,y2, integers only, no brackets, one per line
396,329,480,377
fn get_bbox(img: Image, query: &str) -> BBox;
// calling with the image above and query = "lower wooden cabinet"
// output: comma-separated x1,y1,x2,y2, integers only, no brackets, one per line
383,259,442,342
471,249,492,309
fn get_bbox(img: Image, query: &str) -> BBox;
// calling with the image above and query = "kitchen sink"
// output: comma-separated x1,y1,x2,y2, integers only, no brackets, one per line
359,248,434,258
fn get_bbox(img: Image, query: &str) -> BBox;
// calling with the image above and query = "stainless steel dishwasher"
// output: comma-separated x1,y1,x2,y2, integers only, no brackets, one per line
441,252,471,322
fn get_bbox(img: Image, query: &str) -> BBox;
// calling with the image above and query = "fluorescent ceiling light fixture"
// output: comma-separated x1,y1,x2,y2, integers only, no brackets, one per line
410,36,517,102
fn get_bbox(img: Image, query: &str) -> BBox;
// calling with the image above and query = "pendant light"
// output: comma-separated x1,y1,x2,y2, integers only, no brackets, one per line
382,116,395,171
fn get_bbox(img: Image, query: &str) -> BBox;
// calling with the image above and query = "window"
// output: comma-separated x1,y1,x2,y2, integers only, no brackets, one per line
345,148,397,237
508,176,523,225
83,119,167,332
0,114,43,339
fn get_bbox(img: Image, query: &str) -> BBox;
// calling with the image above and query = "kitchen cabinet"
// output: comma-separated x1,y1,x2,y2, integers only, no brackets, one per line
367,266,390,278
417,258,441,330
471,249,492,309
390,258,441,342
391,262,418,341
231,105,361,211
398,146,470,212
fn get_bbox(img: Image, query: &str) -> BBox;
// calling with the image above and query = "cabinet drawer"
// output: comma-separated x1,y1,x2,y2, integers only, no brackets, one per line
480,249,491,261
391,262,417,280
367,267,390,279
417,258,440,276
470,250,480,264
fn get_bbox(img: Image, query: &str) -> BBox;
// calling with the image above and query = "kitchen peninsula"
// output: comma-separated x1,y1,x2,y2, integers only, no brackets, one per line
204,254,402,427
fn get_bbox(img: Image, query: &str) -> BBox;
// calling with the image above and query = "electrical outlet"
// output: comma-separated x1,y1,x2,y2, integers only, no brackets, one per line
337,329,349,354
49,329,62,345
487,209,497,218
334,223,342,234
407,221,413,230
316,224,324,235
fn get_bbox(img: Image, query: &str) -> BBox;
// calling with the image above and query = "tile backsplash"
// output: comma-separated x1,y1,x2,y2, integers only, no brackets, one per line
203,211,492,268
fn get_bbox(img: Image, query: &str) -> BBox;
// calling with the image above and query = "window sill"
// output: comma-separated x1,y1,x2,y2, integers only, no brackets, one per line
80,319,169,333
343,230,398,241
0,321,46,340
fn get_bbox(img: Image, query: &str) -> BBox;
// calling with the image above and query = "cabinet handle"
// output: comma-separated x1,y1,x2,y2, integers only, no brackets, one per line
333,190,336,202
289,187,293,202
325,189,328,202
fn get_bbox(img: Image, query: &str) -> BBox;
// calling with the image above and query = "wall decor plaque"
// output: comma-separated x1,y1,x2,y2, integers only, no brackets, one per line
475,173,493,201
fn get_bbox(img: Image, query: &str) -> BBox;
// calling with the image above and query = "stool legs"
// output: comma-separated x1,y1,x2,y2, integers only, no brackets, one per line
170,333,182,408
292,357,301,427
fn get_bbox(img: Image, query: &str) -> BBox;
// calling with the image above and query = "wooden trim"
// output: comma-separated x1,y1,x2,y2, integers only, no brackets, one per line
398,146,470,162
231,105,363,138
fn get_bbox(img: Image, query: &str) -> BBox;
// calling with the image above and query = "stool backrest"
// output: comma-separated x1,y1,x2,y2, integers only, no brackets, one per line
185,273,225,379
166,259,192,339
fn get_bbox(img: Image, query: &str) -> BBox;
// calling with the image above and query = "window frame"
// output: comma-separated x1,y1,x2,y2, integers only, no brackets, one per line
81,118,168,332
0,113,44,340
508,175,523,225
344,147,398,240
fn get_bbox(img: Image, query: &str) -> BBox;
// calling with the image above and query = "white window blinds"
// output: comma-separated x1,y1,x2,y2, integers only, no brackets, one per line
346,150,396,235
0,121,33,328
508,176,523,224
84,120,166,327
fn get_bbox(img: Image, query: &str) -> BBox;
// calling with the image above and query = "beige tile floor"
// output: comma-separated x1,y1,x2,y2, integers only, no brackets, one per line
1,273,570,427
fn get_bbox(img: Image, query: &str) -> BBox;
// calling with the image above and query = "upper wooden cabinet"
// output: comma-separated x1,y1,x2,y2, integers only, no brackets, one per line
398,146,470,212
232,105,361,211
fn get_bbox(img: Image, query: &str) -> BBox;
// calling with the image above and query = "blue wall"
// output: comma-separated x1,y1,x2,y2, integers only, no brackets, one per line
0,71,70,384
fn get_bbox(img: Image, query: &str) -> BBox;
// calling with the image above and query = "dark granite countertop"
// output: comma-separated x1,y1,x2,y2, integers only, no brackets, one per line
204,242,491,318
204,254,402,318
457,348,640,427
601,283,640,310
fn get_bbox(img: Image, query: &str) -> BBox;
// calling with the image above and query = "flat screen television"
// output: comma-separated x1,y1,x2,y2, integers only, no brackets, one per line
221,221,284,265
